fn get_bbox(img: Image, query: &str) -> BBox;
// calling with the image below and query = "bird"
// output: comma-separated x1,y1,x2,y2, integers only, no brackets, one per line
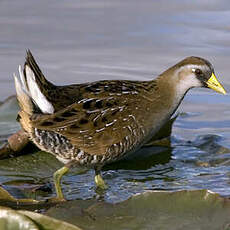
14,50,226,200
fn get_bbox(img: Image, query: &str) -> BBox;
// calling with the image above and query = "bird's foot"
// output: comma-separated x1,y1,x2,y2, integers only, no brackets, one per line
95,174,108,190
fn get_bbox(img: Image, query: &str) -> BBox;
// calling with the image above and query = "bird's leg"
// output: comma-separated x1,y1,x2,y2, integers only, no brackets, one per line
94,167,108,190
53,166,69,200
53,161,74,200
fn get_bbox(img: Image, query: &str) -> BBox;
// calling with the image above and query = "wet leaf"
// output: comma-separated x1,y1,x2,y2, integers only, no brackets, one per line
0,207,38,230
19,210,82,230
0,186,16,201
45,190,230,230
0,185,64,209
0,206,81,230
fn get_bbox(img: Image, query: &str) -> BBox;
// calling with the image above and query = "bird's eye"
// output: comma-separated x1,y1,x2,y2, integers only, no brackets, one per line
195,69,202,75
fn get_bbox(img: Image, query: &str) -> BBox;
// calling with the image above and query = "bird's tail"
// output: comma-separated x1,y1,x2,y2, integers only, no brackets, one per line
14,50,54,116
24,50,55,92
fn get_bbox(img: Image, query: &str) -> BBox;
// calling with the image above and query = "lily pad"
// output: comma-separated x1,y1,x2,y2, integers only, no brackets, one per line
45,190,230,230
0,185,41,208
0,207,39,230
19,210,82,230
0,206,81,230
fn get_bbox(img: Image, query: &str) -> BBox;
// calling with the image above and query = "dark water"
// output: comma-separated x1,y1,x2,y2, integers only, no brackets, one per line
0,0,230,203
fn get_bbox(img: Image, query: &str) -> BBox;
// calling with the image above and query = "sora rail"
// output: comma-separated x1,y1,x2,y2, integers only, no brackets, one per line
14,51,226,200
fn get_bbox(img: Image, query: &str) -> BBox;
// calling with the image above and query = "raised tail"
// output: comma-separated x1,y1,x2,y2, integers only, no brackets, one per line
14,71,33,116
14,51,55,115
24,50,55,91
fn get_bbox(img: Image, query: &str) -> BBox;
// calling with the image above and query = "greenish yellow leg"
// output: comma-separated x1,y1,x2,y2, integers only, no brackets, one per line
53,166,69,199
95,170,108,190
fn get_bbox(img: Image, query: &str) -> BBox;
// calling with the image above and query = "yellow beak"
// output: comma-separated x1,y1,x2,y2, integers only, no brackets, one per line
206,73,226,95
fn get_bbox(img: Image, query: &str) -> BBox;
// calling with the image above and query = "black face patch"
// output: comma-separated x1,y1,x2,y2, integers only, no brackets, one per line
195,69,202,75
194,68,211,83
195,68,205,79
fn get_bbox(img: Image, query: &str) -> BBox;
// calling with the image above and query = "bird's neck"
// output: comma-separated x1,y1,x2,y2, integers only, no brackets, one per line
150,72,190,122
157,68,193,108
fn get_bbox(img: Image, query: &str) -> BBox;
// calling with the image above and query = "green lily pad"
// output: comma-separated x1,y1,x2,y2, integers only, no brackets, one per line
0,185,41,206
45,190,230,230
0,185,66,211
19,210,82,230
0,206,81,230
1,186,230,229
0,207,39,230
0,186,82,229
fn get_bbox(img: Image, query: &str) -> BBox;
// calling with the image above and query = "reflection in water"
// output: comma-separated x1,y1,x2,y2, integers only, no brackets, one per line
105,146,172,171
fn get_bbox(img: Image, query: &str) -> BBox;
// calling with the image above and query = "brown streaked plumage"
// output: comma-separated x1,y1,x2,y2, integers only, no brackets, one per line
14,50,226,200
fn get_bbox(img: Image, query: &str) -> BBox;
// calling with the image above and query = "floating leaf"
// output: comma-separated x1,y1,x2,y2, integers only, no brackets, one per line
45,190,230,230
0,206,81,230
0,207,39,230
0,186,16,201
0,185,63,209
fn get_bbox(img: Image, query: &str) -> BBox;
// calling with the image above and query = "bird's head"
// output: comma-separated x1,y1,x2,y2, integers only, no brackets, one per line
170,56,226,95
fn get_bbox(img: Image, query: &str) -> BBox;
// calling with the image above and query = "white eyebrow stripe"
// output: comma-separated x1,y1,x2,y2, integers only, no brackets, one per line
175,64,209,75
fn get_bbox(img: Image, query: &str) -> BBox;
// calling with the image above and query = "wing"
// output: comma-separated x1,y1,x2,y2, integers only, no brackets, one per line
32,97,141,155
32,80,157,155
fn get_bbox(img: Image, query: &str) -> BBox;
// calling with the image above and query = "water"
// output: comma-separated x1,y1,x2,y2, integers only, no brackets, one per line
0,0,230,203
